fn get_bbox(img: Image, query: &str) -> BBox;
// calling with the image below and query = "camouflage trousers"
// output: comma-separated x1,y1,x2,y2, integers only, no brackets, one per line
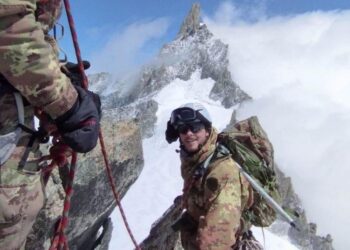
0,157,45,250
0,93,45,250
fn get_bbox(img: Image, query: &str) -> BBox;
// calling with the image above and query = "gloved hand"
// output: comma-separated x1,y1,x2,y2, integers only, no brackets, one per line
61,60,91,87
165,120,178,144
55,86,101,153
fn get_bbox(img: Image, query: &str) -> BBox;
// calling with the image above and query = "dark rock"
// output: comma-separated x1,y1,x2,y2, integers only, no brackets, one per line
93,218,113,250
103,99,158,138
140,197,183,250
26,119,144,250
177,3,201,40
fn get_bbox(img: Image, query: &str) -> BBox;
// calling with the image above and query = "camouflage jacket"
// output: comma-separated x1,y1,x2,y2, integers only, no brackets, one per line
0,0,77,128
180,128,253,249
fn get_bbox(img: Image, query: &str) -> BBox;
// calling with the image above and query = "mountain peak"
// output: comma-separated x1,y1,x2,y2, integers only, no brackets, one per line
177,3,202,39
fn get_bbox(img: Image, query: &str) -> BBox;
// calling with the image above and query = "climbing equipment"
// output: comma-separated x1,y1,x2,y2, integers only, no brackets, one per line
43,1,141,249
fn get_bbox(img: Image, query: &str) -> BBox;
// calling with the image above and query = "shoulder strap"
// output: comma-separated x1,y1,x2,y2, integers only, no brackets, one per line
191,151,215,180
0,92,25,165
215,143,231,156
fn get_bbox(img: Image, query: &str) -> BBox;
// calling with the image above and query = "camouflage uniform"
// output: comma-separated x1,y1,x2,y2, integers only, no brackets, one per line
180,128,253,250
0,1,77,249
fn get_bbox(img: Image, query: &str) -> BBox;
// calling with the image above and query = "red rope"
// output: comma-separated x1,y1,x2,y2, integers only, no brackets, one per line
99,131,141,249
45,1,141,250
62,0,88,89
42,141,75,250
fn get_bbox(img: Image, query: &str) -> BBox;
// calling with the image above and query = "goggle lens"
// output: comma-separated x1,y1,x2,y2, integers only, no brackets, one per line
178,123,205,134
171,108,197,126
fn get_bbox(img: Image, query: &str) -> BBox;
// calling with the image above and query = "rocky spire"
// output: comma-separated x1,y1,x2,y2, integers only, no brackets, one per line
177,3,201,39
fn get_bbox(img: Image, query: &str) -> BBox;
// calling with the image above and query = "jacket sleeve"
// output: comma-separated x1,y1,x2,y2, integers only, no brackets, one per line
197,157,248,250
0,2,77,119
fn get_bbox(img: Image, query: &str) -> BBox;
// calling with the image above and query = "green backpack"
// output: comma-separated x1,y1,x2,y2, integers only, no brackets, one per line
217,116,280,228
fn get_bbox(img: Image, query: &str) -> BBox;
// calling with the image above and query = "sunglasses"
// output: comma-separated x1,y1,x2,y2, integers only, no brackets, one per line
178,123,205,134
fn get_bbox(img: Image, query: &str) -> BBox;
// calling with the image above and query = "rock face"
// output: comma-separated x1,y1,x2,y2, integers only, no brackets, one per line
103,3,249,112
273,167,334,250
88,72,113,96
26,118,144,250
103,100,158,139
140,197,183,250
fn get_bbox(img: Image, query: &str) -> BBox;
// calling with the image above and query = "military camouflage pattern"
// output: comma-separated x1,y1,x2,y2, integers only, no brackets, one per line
180,128,253,249
36,0,63,33
219,116,280,228
0,159,44,250
0,1,77,119
0,91,46,250
0,1,76,249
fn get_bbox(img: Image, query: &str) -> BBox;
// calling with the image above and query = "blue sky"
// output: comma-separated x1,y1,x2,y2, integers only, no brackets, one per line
57,0,350,73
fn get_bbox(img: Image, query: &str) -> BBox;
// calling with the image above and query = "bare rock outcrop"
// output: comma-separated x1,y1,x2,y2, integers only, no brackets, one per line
103,3,250,112
26,118,144,250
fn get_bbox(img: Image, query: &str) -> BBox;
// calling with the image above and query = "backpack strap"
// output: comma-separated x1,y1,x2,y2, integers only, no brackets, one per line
215,143,231,156
182,151,215,209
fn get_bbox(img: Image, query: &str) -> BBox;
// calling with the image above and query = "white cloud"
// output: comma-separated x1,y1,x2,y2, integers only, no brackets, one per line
90,18,170,76
206,2,350,250
212,0,267,24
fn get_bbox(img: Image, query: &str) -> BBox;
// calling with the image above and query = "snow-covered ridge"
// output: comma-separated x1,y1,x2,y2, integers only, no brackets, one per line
99,4,249,111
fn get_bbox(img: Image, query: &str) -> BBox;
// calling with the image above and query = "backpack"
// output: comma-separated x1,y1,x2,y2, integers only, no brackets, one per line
217,116,280,228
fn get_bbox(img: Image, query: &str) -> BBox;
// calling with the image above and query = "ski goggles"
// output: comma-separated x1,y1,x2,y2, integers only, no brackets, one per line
177,122,205,134
170,107,208,128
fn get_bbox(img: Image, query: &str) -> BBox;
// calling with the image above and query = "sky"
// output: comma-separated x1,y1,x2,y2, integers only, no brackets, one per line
57,0,350,74
55,1,350,249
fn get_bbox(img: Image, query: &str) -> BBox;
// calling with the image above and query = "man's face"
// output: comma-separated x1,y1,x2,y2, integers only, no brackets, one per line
178,123,209,153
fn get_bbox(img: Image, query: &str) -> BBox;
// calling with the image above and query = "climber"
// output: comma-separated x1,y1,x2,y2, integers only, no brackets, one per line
165,103,263,249
0,1,100,249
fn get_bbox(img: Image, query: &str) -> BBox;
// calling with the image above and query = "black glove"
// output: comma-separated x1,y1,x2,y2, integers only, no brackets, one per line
61,61,91,87
165,120,178,144
55,86,101,153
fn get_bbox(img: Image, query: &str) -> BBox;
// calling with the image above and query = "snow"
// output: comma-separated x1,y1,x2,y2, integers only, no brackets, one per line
109,70,299,249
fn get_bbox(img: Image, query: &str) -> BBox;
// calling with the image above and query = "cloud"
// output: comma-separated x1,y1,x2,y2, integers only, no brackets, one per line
90,18,170,76
212,0,267,24
206,2,350,249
